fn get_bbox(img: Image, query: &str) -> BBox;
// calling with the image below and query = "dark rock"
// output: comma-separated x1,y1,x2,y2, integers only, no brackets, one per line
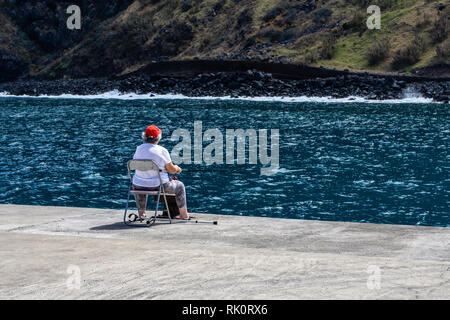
0,67,448,103
228,81,240,89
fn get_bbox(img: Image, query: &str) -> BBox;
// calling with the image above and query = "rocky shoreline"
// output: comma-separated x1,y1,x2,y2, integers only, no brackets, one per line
0,71,449,103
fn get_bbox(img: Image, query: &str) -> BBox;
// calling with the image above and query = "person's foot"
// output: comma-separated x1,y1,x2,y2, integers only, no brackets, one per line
173,215,192,220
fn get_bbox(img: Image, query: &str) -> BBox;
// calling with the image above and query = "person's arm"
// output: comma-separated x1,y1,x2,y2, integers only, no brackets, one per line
161,147,181,174
165,162,182,174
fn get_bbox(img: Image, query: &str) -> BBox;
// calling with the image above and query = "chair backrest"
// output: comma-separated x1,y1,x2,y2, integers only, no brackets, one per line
127,159,160,182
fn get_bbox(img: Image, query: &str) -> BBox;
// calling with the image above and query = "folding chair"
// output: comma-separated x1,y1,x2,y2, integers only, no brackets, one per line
123,159,218,227
123,159,174,226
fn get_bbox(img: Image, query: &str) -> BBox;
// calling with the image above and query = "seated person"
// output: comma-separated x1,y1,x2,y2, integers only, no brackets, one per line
132,124,190,220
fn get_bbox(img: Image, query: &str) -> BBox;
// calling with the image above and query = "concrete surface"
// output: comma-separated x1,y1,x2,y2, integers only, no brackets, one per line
0,204,448,299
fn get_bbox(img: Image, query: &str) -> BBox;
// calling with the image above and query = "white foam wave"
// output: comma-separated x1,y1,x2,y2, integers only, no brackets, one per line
0,89,440,104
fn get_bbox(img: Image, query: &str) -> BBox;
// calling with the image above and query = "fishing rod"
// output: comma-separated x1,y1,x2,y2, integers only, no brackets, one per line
154,217,217,225
177,168,262,174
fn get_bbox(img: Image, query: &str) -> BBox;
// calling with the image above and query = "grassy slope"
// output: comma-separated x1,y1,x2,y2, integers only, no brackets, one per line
178,0,448,74
320,0,444,73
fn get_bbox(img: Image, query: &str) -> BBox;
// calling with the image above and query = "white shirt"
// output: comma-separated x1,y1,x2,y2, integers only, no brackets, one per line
132,143,171,187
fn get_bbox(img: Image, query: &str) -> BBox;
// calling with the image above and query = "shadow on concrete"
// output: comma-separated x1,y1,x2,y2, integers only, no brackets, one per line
90,222,133,230
90,221,169,230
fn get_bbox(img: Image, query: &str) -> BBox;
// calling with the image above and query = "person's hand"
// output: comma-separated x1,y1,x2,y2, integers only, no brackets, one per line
165,162,182,174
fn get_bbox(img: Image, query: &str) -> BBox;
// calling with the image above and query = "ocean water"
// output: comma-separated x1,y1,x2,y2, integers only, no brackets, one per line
0,95,448,227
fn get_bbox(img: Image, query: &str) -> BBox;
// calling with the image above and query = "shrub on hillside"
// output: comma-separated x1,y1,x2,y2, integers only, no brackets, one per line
259,28,295,42
342,11,366,33
243,36,256,48
366,39,390,65
263,4,288,22
392,36,426,69
320,36,336,59
299,50,319,65
349,0,400,10
236,9,252,29
213,0,225,12
436,38,450,61
349,0,370,8
432,10,449,43
200,38,210,50
280,28,297,42
415,11,431,30
180,0,191,12
259,28,283,42
314,8,332,24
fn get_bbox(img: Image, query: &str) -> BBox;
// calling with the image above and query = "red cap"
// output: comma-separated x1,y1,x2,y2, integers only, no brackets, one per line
144,125,162,138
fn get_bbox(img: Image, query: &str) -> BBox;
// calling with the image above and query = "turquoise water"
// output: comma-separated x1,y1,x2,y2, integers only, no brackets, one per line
0,97,448,227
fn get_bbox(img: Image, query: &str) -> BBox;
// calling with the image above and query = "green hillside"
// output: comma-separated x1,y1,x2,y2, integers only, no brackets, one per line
0,0,448,79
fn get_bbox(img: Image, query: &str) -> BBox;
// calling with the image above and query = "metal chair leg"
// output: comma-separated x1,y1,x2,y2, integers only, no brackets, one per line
150,187,161,227
161,184,171,224
123,190,131,226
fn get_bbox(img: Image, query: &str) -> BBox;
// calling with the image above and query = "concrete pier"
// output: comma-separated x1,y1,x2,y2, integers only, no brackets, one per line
0,204,448,299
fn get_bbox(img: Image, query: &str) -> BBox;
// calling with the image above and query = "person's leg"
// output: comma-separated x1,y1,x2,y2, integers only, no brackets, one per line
178,206,189,220
133,193,147,217
132,185,157,217
162,180,189,219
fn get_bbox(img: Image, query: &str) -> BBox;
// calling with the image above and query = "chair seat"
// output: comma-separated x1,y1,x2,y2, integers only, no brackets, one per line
130,190,176,196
